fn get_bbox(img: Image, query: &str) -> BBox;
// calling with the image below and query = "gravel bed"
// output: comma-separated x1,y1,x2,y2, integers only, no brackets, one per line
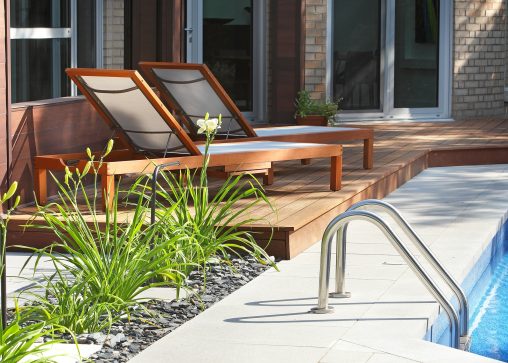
83,256,271,362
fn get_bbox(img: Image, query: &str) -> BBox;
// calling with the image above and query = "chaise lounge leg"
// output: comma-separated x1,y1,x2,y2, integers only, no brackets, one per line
101,174,115,212
263,167,274,186
330,156,342,191
34,168,48,205
363,137,374,169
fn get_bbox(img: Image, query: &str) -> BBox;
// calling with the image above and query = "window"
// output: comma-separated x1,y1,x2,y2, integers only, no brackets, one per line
10,0,126,103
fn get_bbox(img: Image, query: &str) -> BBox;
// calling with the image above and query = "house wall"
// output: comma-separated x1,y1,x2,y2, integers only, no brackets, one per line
303,0,328,102
4,0,508,207
126,0,182,70
10,100,110,204
453,0,506,118
3,0,123,206
268,0,304,122
103,0,125,69
302,0,507,117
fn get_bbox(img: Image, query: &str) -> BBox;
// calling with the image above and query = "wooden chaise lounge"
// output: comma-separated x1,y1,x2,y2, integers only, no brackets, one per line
138,62,374,169
34,68,343,210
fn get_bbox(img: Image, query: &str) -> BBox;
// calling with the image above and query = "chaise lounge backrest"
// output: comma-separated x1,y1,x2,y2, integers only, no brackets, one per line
66,68,201,157
138,62,257,139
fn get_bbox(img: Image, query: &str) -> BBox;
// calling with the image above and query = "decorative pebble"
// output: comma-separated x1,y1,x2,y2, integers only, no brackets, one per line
84,255,270,362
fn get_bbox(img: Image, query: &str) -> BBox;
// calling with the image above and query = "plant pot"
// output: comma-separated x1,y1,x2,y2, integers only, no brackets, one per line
295,115,328,127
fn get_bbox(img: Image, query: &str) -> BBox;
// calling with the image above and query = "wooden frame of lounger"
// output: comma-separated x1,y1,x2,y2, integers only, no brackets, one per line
34,68,342,210
138,61,373,169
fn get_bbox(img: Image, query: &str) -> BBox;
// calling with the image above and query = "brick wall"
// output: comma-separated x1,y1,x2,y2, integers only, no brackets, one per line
304,0,327,101
103,0,124,69
453,0,506,118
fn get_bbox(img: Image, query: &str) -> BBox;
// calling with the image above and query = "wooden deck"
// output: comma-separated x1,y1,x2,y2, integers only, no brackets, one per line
8,119,508,259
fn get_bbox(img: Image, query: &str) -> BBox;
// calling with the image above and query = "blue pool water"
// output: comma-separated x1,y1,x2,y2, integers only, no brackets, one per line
469,248,508,361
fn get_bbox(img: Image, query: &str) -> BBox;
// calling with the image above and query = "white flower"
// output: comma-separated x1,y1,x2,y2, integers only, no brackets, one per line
197,117,221,134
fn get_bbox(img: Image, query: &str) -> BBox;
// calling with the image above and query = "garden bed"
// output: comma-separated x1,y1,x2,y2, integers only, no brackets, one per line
78,255,271,362
1,134,275,362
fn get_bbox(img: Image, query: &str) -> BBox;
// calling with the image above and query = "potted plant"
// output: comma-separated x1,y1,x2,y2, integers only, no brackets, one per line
294,90,340,126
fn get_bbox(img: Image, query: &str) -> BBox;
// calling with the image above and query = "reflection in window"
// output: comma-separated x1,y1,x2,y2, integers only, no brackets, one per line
11,0,72,102
203,0,253,111
11,0,126,103
12,38,71,102
394,0,439,108
333,0,381,111
11,0,70,28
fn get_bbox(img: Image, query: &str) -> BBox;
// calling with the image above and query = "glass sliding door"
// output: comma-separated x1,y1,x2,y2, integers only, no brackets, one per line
394,0,439,108
331,0,450,120
333,0,381,111
186,0,265,121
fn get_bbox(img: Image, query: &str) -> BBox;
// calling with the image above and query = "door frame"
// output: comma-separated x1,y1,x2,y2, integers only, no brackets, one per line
185,0,267,122
327,0,452,121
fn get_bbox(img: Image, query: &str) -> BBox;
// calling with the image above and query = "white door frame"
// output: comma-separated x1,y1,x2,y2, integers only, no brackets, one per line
328,0,452,121
185,0,266,122
185,0,203,63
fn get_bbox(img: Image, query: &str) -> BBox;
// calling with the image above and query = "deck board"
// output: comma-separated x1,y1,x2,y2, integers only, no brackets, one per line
9,119,508,259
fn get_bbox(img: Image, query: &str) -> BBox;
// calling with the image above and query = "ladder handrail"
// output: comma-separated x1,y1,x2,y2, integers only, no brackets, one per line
312,209,460,349
342,199,468,337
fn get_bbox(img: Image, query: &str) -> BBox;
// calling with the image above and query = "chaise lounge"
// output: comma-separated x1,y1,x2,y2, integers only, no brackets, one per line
138,62,373,169
34,68,343,210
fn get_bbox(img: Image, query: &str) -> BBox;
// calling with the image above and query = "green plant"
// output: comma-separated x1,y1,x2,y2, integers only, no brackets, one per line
294,90,340,120
149,168,274,288
133,113,276,294
1,320,57,362
25,142,185,334
0,184,65,362
0,303,65,363
1,182,20,327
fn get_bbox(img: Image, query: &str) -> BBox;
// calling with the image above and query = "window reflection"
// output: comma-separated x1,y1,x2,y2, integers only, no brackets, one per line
333,0,381,111
203,0,253,111
11,0,70,28
394,0,439,108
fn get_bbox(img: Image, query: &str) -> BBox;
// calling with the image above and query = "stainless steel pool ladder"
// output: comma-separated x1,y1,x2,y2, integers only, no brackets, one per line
311,200,469,349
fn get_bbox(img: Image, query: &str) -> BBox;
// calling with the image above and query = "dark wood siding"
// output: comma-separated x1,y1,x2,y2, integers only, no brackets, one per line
125,0,183,70
268,0,304,123
10,100,110,204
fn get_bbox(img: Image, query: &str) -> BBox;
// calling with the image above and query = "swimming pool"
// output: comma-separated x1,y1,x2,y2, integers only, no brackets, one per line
468,222,508,361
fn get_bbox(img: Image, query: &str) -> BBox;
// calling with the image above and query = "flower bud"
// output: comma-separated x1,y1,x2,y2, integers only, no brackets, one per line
82,161,92,175
64,166,71,184
4,181,18,200
13,195,20,208
104,139,114,157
